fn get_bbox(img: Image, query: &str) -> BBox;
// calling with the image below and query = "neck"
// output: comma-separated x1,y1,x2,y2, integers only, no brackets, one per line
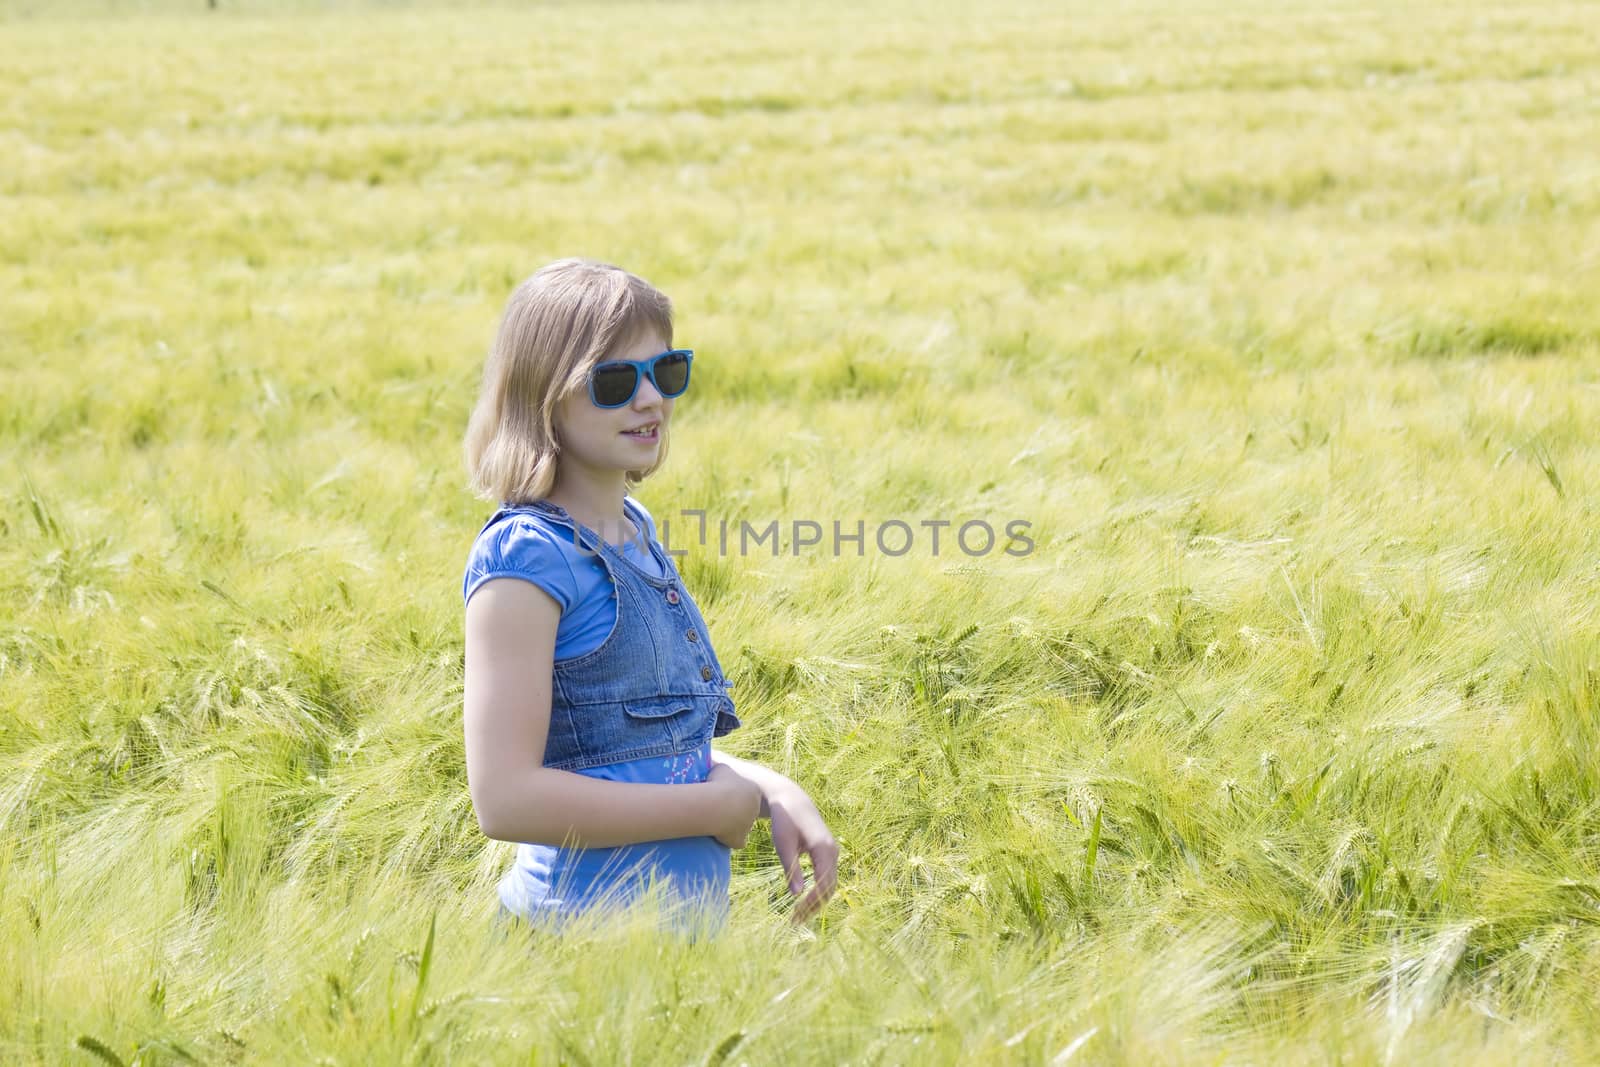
546,469,633,545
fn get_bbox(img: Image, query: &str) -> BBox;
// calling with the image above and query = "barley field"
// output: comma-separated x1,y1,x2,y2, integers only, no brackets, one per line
3,0,1599,1063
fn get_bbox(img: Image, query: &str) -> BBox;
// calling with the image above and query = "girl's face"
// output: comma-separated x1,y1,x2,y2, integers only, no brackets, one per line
553,330,673,480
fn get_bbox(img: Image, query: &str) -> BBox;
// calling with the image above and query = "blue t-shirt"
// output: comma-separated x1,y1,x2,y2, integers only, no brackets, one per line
461,496,730,934
462,496,666,659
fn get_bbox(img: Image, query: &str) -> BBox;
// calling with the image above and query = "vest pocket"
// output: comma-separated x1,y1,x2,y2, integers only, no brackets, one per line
622,698,697,719
619,697,698,756
621,695,722,755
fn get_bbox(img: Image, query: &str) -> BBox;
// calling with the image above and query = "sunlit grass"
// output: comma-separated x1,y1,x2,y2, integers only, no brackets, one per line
2,0,1598,1063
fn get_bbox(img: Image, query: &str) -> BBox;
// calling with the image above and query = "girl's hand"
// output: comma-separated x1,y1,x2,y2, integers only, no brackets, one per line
706,762,762,849
766,784,839,925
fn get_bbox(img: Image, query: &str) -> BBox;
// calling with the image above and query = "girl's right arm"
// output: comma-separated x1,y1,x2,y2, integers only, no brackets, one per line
463,576,761,848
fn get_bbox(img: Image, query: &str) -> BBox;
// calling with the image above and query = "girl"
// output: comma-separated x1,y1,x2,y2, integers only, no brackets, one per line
460,258,838,938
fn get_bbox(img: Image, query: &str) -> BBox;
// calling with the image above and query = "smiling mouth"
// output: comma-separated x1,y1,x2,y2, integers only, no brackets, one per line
622,423,659,440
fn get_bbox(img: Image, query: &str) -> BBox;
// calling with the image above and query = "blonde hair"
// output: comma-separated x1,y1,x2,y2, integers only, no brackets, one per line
464,258,675,504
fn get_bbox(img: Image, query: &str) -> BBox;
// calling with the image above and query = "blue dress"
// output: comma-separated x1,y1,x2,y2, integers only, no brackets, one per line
463,496,743,938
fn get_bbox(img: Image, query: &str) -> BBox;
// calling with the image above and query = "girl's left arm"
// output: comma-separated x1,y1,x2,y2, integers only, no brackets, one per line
708,748,840,923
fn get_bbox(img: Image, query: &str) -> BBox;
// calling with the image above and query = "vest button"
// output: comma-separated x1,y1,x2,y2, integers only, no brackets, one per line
665,589,680,604
686,629,698,643
701,665,714,681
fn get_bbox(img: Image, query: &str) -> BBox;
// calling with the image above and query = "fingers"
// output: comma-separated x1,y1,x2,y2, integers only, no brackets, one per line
786,840,840,925
789,881,828,924
790,886,818,923
810,838,839,895
782,849,807,897
770,822,804,896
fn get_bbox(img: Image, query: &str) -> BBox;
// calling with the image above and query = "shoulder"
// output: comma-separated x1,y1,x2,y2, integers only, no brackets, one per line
470,509,578,560
462,510,582,608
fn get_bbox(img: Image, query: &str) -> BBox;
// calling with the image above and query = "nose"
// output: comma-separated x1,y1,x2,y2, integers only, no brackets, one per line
633,373,664,408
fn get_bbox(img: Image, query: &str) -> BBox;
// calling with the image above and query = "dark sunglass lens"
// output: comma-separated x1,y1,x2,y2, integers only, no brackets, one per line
654,353,690,396
591,363,638,406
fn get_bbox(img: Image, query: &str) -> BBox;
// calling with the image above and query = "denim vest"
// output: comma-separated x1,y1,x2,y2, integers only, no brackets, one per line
474,497,742,770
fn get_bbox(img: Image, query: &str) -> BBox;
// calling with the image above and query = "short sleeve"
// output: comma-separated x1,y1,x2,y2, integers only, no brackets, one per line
462,514,581,611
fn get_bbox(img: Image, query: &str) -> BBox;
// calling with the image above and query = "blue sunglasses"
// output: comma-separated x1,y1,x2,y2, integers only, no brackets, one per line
586,349,694,409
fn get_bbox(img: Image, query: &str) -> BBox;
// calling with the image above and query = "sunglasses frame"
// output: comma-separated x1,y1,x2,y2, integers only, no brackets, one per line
586,349,695,409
